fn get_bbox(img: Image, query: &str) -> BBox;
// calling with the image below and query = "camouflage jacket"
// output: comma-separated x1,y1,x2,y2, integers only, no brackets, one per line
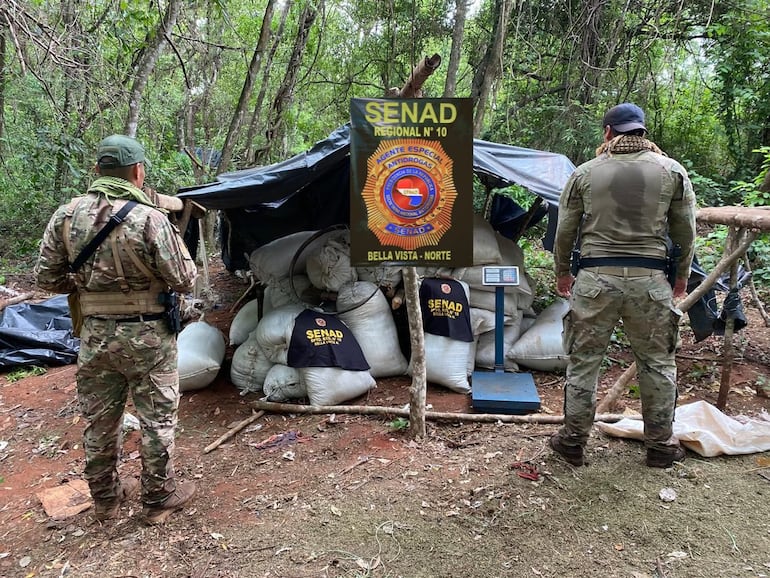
36,192,197,296
554,149,697,281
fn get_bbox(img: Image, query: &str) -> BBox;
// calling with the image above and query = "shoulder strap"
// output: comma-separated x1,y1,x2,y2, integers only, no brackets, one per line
69,200,138,273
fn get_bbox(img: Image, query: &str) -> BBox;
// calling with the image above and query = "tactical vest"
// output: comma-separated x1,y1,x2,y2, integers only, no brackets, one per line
61,198,167,317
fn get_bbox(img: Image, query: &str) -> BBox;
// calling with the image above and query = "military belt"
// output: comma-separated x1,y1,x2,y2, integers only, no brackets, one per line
582,266,662,277
578,256,668,271
91,312,165,323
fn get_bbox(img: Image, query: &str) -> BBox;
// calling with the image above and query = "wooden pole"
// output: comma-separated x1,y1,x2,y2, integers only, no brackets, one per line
717,229,742,410
403,267,427,437
596,230,758,413
393,54,442,439
249,399,636,425
202,410,266,454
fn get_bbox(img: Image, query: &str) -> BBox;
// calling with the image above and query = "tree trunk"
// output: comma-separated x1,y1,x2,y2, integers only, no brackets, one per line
245,0,291,167
124,0,182,137
0,23,6,143
217,0,277,175
443,0,468,98
394,57,444,439
471,0,514,137
256,0,320,164
403,267,427,438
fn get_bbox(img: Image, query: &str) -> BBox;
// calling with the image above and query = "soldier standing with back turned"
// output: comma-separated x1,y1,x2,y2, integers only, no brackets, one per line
550,103,697,468
36,135,198,523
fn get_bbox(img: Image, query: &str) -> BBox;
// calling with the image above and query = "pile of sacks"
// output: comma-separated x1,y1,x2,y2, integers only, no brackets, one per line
228,219,568,406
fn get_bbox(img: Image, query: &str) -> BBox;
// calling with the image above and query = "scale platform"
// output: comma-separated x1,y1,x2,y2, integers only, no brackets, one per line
471,371,541,415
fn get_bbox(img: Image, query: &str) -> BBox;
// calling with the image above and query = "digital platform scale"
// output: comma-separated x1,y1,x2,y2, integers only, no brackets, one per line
471,266,541,414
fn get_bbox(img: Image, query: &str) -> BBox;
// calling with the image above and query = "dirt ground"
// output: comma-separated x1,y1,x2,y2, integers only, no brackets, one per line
2,262,770,578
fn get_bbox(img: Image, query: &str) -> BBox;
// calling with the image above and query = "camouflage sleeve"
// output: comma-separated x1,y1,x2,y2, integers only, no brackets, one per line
667,166,697,280
553,171,584,277
35,207,76,294
145,213,198,293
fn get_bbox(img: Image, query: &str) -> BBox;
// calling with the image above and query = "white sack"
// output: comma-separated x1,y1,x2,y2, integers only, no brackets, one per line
255,305,304,365
305,230,358,292
411,333,472,394
266,275,312,309
356,265,403,291
229,298,261,346
337,282,408,377
471,307,497,336
249,231,317,283
596,400,770,457
230,337,273,395
178,321,226,392
475,316,523,371
469,288,520,317
263,364,306,402
301,366,376,406
507,298,569,372
473,213,502,265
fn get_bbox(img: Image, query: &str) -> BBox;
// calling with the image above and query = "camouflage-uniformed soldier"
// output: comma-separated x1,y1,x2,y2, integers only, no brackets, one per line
36,135,198,523
550,103,697,468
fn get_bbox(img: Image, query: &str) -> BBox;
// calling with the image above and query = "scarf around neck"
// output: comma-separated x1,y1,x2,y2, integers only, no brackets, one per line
87,176,160,210
595,134,665,157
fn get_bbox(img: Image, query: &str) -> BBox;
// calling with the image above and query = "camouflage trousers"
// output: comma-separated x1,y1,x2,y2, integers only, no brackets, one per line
76,316,180,507
558,269,682,451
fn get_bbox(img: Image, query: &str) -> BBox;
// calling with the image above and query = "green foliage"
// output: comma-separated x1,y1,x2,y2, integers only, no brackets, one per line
694,226,728,272
6,366,47,383
388,417,409,431
687,363,717,381
731,146,770,207
687,167,735,208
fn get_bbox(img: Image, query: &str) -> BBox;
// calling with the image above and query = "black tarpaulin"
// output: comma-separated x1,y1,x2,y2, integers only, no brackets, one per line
177,124,576,270
0,294,79,368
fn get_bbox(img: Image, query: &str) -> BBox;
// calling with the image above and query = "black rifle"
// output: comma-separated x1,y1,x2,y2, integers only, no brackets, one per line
159,291,182,334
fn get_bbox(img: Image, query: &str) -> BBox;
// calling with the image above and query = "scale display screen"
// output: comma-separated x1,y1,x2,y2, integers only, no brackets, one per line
481,266,520,286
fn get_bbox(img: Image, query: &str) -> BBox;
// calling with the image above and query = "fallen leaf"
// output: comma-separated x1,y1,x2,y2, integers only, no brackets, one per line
756,456,770,467
330,505,342,517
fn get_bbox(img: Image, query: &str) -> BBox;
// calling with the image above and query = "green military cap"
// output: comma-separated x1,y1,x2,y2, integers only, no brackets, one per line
96,135,150,168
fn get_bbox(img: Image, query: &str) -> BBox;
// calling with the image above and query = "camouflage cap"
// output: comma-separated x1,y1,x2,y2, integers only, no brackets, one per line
96,135,148,168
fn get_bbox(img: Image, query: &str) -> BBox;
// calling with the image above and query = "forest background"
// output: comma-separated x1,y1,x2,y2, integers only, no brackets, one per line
0,0,769,282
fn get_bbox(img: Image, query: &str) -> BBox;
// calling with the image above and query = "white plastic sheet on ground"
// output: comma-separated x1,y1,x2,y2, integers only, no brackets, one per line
596,400,770,457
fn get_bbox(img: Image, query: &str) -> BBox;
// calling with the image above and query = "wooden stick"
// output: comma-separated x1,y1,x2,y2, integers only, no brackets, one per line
741,253,770,327
249,399,636,425
0,292,34,312
203,410,266,454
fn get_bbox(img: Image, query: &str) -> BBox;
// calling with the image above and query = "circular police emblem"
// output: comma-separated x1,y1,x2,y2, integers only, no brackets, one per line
315,318,327,327
440,283,452,294
362,139,457,250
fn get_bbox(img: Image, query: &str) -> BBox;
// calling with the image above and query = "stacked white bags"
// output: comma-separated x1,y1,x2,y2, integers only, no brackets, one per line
229,217,566,401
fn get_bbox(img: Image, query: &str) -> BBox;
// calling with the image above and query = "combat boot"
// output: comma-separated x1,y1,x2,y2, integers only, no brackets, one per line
646,445,686,468
94,476,141,521
142,481,197,525
549,433,585,466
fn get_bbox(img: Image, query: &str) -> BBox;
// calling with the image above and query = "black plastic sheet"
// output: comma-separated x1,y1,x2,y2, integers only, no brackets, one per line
0,294,79,368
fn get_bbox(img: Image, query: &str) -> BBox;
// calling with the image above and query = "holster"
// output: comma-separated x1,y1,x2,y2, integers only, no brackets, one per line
159,291,182,334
